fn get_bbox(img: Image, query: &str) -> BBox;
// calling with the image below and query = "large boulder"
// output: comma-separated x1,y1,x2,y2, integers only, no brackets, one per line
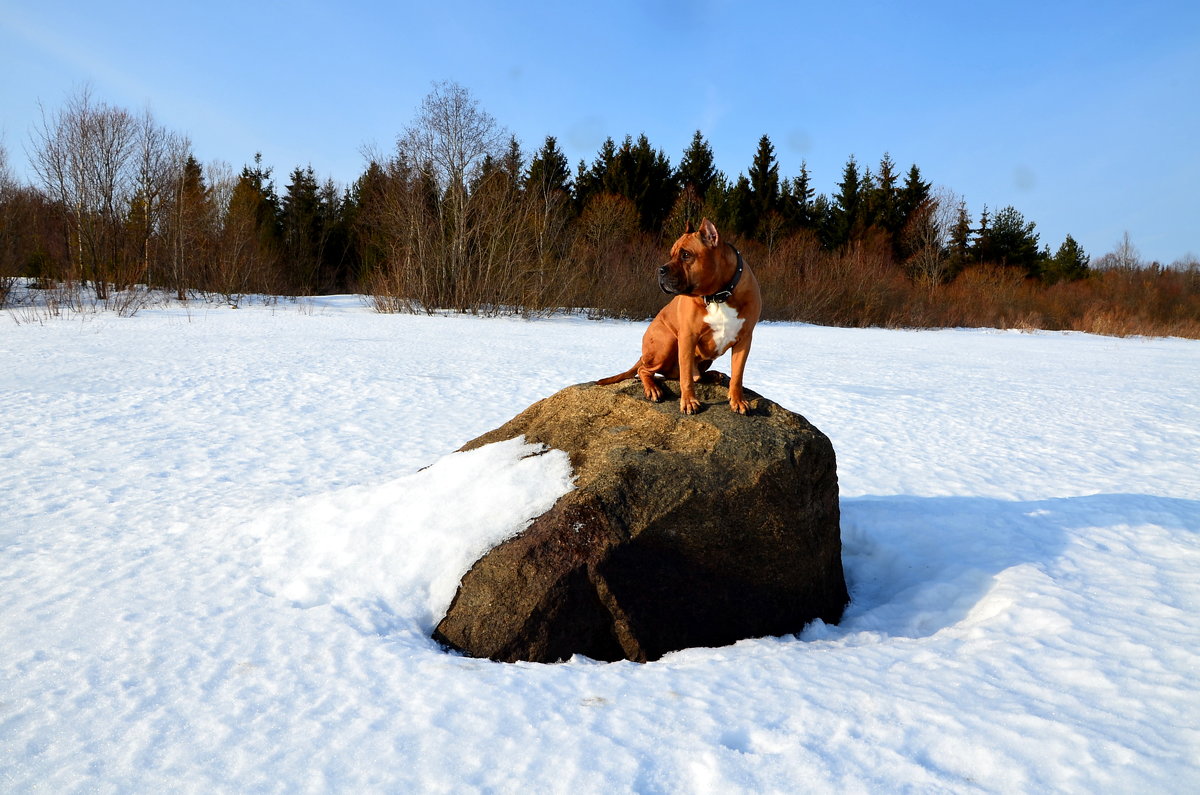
432,376,848,663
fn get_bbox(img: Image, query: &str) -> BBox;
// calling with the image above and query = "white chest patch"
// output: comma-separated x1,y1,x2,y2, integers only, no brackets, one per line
704,301,745,356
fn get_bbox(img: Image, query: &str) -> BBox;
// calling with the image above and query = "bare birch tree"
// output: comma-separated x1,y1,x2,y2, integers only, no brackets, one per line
398,81,506,308
905,187,962,290
0,141,18,303
29,87,139,298
131,110,189,289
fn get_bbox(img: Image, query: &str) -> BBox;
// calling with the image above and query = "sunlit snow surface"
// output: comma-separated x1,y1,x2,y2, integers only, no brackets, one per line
2,296,1198,792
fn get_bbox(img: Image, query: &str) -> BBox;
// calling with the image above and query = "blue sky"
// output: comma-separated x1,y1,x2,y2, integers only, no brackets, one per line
2,0,1197,264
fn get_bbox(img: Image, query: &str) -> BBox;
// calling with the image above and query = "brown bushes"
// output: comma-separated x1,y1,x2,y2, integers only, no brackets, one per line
709,235,1199,338
359,190,1198,338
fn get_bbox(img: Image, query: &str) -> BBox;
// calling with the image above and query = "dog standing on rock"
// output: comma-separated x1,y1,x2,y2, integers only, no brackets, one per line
598,218,762,414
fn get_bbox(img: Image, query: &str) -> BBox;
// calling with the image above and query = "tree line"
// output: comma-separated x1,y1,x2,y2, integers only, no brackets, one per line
2,83,1196,336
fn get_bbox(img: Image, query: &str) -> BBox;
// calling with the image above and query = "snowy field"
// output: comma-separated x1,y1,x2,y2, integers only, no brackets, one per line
2,296,1199,793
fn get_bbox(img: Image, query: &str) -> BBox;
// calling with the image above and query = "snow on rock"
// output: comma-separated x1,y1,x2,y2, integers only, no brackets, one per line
251,436,574,634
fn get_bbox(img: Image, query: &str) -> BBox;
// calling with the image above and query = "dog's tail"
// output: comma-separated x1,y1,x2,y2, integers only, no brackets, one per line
596,362,640,386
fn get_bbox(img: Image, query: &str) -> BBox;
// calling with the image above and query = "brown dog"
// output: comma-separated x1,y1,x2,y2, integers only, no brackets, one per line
598,218,761,414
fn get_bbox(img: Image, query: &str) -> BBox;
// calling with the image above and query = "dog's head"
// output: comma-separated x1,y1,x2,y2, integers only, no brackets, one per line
659,217,721,296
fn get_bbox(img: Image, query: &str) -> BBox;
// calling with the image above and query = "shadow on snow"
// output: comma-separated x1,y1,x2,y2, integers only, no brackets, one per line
829,492,1199,641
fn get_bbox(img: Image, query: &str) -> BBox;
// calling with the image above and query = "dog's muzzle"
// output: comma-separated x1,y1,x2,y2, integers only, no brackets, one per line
658,265,687,295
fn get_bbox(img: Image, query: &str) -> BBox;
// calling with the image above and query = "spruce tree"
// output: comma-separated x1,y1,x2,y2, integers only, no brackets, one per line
858,165,877,228
946,200,972,276
221,153,282,299
781,161,815,231
345,161,390,276
701,173,735,234
898,164,931,236
972,205,992,264
574,137,617,213
241,154,282,247
813,194,837,249
525,136,572,200
728,174,754,239
318,178,351,292
871,153,901,239
830,155,862,248
677,130,717,202
240,152,281,229
281,165,325,292
607,134,676,233
504,137,523,180
747,134,781,231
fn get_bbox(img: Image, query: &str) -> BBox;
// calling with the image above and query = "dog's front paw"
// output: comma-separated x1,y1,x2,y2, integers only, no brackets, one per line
680,395,701,414
728,387,750,414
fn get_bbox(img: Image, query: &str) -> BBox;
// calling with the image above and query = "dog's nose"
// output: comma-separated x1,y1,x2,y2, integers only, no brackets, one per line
658,266,669,276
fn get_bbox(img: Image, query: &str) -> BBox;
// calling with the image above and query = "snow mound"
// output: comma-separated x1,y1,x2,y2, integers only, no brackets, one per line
250,436,574,635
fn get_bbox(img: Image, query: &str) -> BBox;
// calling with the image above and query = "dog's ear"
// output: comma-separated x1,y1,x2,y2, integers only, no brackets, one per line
699,218,720,248
684,219,695,234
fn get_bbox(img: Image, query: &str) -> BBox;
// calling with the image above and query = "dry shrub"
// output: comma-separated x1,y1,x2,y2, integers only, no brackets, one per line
935,265,1029,329
762,234,909,327
1079,305,1138,337
570,194,662,318
1074,266,1200,338
364,264,419,313
753,232,813,320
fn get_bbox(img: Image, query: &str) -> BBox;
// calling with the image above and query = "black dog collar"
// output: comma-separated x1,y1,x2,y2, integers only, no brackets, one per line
703,244,744,305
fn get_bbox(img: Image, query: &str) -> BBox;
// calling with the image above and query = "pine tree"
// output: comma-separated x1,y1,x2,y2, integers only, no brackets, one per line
475,153,501,187
574,137,616,213
523,136,574,272
727,174,754,239
858,165,877,229
972,205,992,265
473,137,524,199
813,194,837,249
281,165,325,293
500,136,523,186
870,153,901,239
219,153,282,300
525,136,572,200
318,179,352,293
747,134,781,232
1045,234,1089,283
946,200,972,276
988,205,1043,277
677,130,717,201
897,164,931,237
240,152,282,227
780,161,815,231
829,155,862,248
700,172,735,234
667,131,721,233
344,161,388,276
605,134,677,233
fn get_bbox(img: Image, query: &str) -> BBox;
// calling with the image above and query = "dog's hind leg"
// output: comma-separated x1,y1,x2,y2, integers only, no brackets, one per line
637,366,665,402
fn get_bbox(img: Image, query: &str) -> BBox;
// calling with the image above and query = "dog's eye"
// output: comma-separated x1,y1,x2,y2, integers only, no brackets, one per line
680,250,691,259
